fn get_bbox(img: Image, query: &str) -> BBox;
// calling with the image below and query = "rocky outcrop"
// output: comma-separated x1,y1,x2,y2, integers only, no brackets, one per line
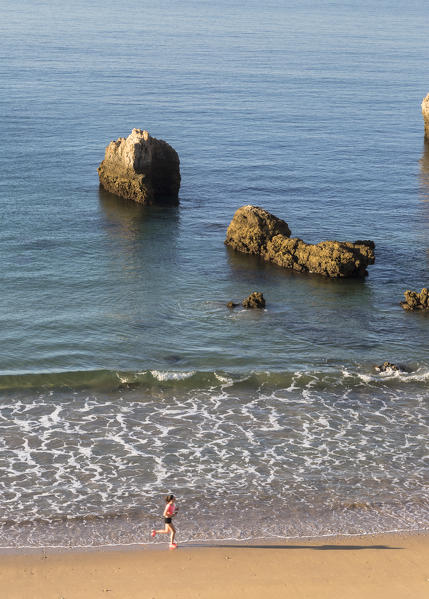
242,292,265,309
225,205,375,278
98,129,180,204
400,288,429,311
225,206,291,254
227,292,266,309
422,94,429,140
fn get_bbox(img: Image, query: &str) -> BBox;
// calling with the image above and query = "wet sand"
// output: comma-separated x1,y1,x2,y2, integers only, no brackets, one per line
0,533,428,598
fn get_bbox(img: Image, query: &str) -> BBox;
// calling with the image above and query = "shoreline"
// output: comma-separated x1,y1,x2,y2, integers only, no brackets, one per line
0,528,429,556
0,527,428,556
0,531,428,598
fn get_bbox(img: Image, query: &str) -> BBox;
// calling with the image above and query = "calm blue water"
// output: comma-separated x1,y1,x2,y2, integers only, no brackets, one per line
0,0,428,547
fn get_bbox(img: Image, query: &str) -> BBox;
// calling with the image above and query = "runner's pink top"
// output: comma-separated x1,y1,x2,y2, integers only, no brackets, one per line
166,502,176,516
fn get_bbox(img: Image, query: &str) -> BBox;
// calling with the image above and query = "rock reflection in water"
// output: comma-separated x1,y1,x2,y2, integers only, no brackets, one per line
96,188,181,345
98,187,180,245
419,141,429,203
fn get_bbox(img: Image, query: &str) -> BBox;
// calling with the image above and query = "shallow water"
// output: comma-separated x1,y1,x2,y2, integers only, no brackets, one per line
0,0,428,546
0,367,427,547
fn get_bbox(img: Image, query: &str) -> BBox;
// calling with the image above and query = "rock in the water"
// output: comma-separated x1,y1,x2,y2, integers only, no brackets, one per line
242,292,265,309
226,301,240,309
375,361,400,373
225,205,375,278
400,288,429,311
375,361,410,373
422,94,429,140
225,205,291,255
98,128,180,204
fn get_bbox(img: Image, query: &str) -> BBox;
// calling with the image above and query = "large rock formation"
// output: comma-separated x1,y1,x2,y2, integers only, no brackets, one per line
98,129,180,204
225,205,375,278
225,205,291,254
422,94,429,140
400,288,429,311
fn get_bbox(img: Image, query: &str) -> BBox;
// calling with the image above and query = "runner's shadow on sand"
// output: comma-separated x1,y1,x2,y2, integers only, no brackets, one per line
188,544,403,551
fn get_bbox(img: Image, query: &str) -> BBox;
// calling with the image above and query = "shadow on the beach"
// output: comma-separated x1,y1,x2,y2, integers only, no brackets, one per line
187,543,403,551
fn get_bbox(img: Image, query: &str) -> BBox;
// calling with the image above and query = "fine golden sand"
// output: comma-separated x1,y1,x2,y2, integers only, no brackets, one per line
0,533,428,599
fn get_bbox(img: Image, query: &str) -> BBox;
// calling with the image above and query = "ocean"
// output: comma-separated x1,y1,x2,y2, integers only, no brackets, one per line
0,0,428,547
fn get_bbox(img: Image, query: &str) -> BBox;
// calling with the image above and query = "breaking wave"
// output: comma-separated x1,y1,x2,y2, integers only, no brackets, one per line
1,363,429,394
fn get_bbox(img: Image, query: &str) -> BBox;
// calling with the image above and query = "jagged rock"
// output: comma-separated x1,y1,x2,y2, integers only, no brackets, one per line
98,128,180,204
225,205,375,278
225,206,291,255
242,292,265,309
400,288,429,311
422,94,429,140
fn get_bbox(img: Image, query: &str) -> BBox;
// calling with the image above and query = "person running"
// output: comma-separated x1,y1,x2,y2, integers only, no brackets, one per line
151,494,178,549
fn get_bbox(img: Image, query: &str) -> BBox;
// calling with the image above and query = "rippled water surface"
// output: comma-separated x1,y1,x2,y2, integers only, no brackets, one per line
0,0,428,546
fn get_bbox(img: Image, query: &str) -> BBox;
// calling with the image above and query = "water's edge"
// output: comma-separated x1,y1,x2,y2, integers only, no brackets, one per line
1,528,427,556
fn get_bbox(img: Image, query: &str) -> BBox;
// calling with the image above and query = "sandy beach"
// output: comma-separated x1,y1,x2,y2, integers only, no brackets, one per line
0,533,428,599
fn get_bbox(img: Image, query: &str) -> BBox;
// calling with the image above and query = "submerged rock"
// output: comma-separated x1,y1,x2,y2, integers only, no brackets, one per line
242,292,265,309
225,205,375,278
98,128,180,204
375,361,411,373
375,361,401,373
400,288,429,311
422,94,429,140
226,301,240,309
